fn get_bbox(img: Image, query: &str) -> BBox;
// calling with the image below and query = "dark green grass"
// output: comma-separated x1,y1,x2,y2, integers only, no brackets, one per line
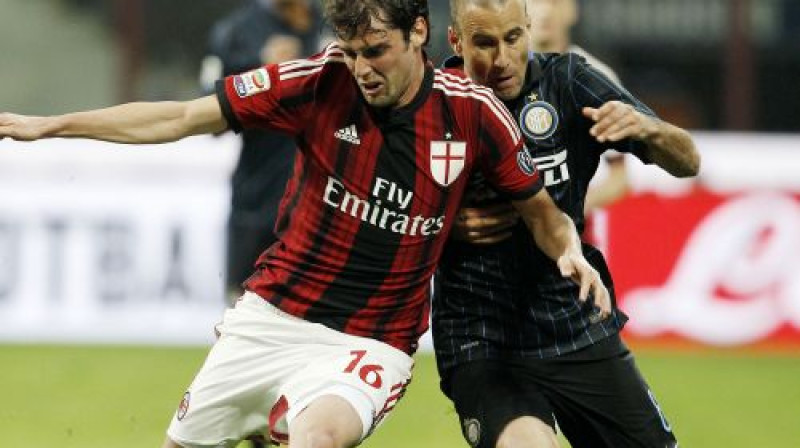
1,345,798,447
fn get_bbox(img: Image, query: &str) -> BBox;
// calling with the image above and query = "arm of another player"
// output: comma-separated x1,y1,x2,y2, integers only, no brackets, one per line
584,155,629,213
512,189,611,318
582,101,700,178
0,95,227,144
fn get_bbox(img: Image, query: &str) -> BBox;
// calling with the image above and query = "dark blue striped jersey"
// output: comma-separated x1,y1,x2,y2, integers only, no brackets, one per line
433,52,656,373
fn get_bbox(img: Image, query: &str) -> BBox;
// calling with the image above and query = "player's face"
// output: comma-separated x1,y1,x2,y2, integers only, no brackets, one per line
451,0,531,101
528,0,577,49
339,15,428,108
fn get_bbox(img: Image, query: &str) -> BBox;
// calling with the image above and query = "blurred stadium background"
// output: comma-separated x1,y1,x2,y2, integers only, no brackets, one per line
1,0,800,446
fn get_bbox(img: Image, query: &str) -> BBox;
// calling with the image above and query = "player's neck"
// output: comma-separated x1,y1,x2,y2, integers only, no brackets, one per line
394,60,426,109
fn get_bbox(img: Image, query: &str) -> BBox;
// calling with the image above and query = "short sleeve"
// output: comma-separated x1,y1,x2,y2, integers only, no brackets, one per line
567,53,656,163
215,43,343,135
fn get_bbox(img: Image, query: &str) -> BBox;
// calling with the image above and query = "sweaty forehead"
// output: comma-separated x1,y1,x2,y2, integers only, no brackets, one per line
459,1,528,37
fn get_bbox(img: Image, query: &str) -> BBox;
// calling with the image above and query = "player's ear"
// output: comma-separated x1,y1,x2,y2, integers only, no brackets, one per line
410,16,428,48
448,26,463,56
566,0,579,28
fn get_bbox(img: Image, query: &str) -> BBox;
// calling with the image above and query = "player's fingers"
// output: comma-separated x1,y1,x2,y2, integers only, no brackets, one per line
578,268,592,301
596,118,639,142
589,106,625,138
589,112,612,137
593,101,624,121
470,231,513,245
603,124,640,142
558,256,576,279
602,111,644,141
483,215,519,234
457,207,482,221
594,119,628,143
464,212,519,233
481,211,519,229
593,280,611,316
455,212,517,243
459,204,513,223
466,216,516,238
582,106,600,122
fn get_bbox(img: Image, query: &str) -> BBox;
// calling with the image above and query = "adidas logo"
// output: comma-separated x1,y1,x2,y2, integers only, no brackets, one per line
334,124,361,145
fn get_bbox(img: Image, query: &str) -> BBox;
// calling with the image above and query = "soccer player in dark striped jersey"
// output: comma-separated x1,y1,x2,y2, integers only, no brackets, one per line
433,1,700,447
0,1,612,447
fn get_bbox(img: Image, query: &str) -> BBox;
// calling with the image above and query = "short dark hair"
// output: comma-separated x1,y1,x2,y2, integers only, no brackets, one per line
322,0,430,45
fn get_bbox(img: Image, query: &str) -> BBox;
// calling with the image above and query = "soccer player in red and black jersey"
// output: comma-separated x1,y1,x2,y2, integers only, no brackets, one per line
0,1,609,447
432,1,700,448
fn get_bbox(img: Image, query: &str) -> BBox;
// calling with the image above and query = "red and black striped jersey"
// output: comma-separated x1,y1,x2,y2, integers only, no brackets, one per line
215,43,543,354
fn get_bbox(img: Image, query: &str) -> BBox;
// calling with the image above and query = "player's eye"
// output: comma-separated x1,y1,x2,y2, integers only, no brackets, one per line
362,45,387,59
472,36,498,50
505,29,523,45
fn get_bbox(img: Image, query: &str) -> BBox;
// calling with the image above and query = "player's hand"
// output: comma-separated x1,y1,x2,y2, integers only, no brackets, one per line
557,251,611,321
0,113,49,142
451,203,519,245
582,101,658,144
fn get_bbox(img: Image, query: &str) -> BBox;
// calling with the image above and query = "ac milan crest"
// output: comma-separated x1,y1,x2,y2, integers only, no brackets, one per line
177,391,191,421
430,141,466,187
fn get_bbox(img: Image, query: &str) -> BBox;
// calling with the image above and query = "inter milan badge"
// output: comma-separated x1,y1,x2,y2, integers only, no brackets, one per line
462,418,482,447
519,100,559,141
177,391,191,421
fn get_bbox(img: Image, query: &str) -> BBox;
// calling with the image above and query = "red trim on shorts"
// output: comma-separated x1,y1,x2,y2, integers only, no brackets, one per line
269,395,290,444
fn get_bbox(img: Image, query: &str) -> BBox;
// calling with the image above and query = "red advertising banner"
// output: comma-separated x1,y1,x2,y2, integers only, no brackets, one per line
600,187,800,349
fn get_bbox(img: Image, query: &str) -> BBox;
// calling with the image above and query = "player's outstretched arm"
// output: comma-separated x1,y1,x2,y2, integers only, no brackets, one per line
0,95,227,144
582,101,700,178
512,189,611,318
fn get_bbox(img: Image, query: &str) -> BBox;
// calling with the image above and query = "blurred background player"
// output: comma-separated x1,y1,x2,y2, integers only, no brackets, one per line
199,0,325,302
528,0,629,251
200,4,323,445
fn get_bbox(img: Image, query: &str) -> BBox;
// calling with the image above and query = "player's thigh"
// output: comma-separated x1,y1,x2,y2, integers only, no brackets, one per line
167,294,300,447
275,327,414,445
536,343,677,447
447,360,555,448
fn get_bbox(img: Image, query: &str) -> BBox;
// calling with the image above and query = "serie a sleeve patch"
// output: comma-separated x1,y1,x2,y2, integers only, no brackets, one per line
233,67,271,98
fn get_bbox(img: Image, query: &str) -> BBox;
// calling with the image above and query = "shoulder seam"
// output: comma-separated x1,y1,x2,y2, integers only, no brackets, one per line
432,71,521,143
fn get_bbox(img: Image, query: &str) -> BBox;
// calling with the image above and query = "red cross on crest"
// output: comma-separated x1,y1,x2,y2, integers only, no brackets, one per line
430,141,466,187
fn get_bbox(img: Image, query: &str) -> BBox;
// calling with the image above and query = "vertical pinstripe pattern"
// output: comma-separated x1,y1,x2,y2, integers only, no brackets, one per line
433,53,657,373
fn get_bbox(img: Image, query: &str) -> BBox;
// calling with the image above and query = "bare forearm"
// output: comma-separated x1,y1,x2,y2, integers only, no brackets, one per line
35,97,226,144
642,121,700,178
513,191,582,262
531,210,581,261
583,102,700,178
513,190,609,311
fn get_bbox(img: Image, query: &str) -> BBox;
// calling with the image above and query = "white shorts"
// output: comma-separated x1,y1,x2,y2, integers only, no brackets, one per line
167,292,414,448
